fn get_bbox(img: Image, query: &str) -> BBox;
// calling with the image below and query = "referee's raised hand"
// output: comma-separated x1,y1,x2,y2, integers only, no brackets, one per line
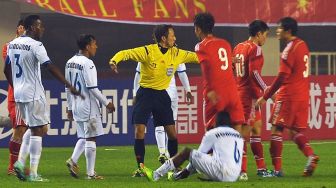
109,60,118,73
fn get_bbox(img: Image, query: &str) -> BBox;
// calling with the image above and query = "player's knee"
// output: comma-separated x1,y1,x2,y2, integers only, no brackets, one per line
271,125,284,134
135,125,146,139
181,147,192,159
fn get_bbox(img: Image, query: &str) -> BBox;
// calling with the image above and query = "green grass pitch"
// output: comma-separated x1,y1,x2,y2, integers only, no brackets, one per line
0,141,335,188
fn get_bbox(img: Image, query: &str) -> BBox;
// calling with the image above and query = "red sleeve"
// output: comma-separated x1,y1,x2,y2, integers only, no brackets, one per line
279,43,295,74
195,43,207,64
248,46,267,90
263,72,289,100
2,44,8,61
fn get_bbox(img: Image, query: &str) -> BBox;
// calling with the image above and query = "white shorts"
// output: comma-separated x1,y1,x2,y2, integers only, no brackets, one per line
171,99,178,121
76,117,104,139
16,98,50,127
190,150,240,182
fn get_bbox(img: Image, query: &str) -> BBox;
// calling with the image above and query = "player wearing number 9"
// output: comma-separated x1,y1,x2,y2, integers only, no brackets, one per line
194,12,245,133
255,17,319,177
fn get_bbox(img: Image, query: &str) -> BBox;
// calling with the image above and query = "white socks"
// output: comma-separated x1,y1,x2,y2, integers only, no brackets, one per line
29,136,42,177
155,126,168,156
71,139,85,164
154,159,175,180
18,129,31,165
85,141,96,176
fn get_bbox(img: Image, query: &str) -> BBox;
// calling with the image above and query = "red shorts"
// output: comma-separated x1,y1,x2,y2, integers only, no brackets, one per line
239,92,261,126
203,90,245,129
8,100,25,128
269,100,308,130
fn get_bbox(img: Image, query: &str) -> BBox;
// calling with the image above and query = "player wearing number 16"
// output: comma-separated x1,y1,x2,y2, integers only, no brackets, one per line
194,12,245,132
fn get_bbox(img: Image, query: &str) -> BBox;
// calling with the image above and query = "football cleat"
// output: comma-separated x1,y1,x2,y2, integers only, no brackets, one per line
158,154,168,164
27,174,49,182
169,168,190,181
7,169,16,176
87,172,104,180
132,168,145,177
66,158,80,178
14,161,26,181
303,154,319,177
140,163,156,182
272,170,284,177
238,172,248,181
257,169,274,177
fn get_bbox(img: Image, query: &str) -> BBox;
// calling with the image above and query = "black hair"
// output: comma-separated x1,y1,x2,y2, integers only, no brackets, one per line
77,34,96,50
278,17,298,36
153,24,173,43
215,111,231,127
248,20,269,36
17,19,24,27
23,15,40,30
193,12,215,34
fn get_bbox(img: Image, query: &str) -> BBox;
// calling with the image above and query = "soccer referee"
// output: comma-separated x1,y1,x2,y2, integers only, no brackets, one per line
109,24,199,177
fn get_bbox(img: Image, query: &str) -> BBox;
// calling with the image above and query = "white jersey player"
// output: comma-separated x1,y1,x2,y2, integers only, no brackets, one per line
133,62,192,162
65,34,114,180
140,112,243,182
4,15,80,182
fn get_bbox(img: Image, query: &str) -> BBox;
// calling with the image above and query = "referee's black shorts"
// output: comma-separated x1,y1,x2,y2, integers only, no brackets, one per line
132,86,174,127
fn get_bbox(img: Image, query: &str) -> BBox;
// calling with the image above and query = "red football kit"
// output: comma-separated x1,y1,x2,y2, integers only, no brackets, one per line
264,38,310,130
2,44,25,128
195,36,244,129
233,40,267,125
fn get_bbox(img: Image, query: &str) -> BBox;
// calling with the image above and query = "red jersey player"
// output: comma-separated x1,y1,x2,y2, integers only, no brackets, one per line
256,17,319,177
193,12,244,133
233,20,272,180
2,19,27,175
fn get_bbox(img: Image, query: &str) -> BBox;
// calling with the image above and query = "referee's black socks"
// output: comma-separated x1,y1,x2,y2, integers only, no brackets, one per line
168,139,178,157
134,139,145,168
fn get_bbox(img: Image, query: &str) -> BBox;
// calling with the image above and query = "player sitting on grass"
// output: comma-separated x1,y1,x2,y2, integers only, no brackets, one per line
141,111,244,182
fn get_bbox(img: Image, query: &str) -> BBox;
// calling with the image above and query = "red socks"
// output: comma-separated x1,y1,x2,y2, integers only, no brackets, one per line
293,133,314,157
270,134,283,171
250,136,266,170
8,139,21,170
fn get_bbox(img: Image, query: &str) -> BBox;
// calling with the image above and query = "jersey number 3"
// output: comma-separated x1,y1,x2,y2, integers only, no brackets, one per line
14,54,23,78
218,48,229,70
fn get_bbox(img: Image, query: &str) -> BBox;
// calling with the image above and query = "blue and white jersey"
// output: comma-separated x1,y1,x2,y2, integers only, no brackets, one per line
65,54,100,121
136,63,187,101
199,127,244,169
6,36,50,102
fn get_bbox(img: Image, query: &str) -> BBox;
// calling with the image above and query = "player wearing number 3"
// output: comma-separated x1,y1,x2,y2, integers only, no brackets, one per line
256,17,319,177
194,12,245,133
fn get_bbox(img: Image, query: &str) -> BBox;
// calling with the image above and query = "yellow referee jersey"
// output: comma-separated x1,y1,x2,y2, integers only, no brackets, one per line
110,44,199,90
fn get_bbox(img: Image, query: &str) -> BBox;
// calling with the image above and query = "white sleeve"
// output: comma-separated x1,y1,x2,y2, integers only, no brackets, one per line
83,61,98,88
197,133,214,153
177,72,191,92
64,64,72,109
65,87,72,109
33,42,51,65
133,63,141,96
89,88,109,106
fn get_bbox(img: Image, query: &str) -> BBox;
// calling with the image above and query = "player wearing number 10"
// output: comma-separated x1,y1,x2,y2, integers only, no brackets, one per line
233,20,271,180
256,17,319,177
193,12,244,132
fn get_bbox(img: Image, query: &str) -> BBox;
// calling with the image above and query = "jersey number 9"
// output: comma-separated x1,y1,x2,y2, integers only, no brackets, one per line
218,48,229,70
